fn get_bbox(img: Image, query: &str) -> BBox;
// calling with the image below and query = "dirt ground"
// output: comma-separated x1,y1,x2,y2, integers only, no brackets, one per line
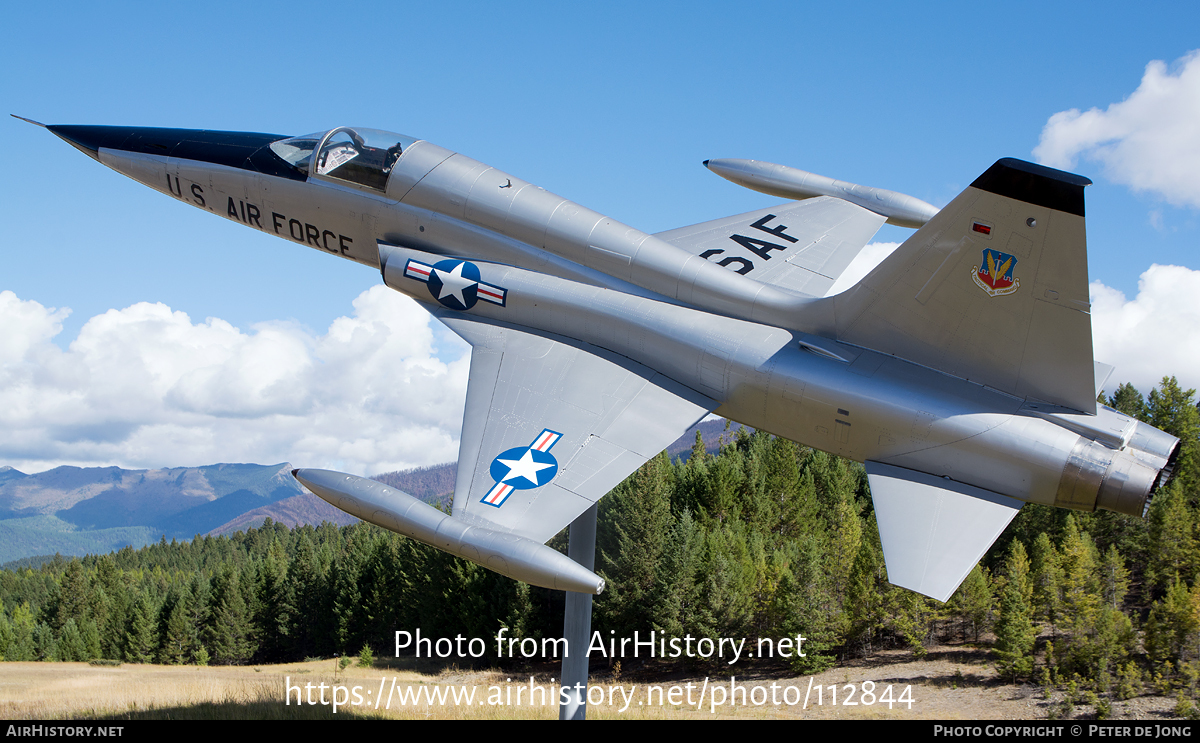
783,645,1180,720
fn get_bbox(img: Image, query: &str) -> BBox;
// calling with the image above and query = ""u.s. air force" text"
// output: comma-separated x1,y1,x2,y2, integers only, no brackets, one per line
164,175,352,256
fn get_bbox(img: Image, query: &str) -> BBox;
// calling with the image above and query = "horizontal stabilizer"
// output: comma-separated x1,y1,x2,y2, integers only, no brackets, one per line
867,461,1022,602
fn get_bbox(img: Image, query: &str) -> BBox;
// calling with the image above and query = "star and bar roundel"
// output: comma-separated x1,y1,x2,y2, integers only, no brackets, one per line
481,429,562,508
404,258,507,311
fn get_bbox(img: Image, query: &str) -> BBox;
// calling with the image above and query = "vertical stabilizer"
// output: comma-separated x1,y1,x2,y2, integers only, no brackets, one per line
824,159,1096,412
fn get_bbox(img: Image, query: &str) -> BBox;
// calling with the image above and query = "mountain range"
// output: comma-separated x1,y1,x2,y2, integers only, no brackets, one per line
0,419,744,566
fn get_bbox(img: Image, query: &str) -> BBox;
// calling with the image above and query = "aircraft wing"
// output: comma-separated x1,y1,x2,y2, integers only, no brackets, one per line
437,311,716,544
653,197,886,297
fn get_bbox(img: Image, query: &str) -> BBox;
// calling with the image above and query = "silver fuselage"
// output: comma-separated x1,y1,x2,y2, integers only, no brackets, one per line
88,135,1167,518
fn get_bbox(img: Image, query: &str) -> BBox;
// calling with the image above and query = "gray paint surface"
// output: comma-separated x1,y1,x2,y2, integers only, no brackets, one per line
36,122,1182,602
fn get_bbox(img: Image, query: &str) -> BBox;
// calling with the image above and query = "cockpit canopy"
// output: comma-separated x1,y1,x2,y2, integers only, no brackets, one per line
270,127,418,192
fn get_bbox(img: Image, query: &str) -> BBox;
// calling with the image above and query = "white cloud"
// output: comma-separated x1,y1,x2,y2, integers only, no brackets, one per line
0,288,469,476
826,241,900,295
820,250,1200,398
1091,264,1200,395
8,257,1194,477
1034,50,1200,209
1149,208,1165,231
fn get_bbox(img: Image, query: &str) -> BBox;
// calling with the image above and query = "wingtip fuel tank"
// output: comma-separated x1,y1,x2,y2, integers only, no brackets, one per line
704,157,940,229
293,468,605,595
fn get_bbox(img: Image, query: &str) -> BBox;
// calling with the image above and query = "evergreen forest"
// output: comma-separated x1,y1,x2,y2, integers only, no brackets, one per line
3,376,1200,708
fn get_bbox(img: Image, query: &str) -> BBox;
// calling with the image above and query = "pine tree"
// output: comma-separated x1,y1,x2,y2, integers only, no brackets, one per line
357,642,375,668
79,618,102,661
1107,383,1146,420
994,541,1035,682
93,555,128,660
700,448,745,524
890,589,936,657
57,618,88,662
256,538,294,662
1099,545,1130,610
286,533,329,659
33,621,57,662
159,589,193,665
596,451,675,638
1030,532,1062,631
1059,517,1101,642
763,437,807,540
690,523,758,642
501,580,537,642
185,574,211,663
736,432,775,537
690,429,707,463
206,564,256,665
799,449,865,619
358,535,408,651
53,559,91,634
844,525,887,656
1145,577,1200,666
1147,377,1200,493
1146,483,1196,596
953,565,993,643
776,535,840,673
0,607,11,660
124,592,159,664
1085,605,1136,684
332,524,373,653
650,508,703,638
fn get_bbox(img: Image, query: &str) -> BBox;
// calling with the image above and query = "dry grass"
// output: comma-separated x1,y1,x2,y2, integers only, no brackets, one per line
0,660,737,720
0,662,341,720
0,658,874,720
4,646,1174,720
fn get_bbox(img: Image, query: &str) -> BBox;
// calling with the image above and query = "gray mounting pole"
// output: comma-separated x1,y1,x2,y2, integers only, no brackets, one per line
558,503,598,720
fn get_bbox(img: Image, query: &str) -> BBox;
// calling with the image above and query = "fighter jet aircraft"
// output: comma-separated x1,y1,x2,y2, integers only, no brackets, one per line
26,118,1180,602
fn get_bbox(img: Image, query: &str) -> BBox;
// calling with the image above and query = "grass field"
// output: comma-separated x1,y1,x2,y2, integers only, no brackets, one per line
0,647,1178,720
0,659,727,720
0,649,984,720
1,658,781,720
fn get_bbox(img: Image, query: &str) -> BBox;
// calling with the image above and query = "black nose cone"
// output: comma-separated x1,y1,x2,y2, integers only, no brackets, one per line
46,124,113,160
44,124,305,181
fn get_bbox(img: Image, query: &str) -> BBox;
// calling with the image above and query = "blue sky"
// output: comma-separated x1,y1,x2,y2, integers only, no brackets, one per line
4,2,1200,473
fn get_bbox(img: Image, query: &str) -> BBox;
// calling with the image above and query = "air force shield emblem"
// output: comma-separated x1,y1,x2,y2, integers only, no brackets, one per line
972,249,1020,297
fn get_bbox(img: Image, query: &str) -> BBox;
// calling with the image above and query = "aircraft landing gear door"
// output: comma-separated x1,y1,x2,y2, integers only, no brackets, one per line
309,126,418,194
